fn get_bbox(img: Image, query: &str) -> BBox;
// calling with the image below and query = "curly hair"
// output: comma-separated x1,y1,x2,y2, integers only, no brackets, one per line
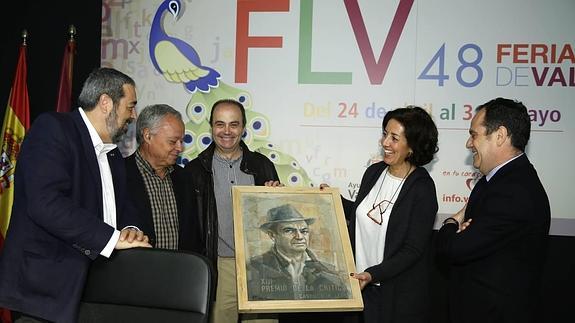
382,106,439,166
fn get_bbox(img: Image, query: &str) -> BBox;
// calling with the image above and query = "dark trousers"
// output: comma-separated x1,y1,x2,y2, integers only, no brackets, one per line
362,285,385,323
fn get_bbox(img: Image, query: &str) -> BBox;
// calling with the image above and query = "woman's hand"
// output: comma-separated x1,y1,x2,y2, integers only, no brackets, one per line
351,271,372,290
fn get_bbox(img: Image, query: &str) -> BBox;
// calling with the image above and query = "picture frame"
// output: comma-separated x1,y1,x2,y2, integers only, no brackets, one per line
232,186,363,313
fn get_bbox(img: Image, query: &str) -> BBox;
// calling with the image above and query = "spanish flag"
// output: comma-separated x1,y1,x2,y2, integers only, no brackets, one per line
0,34,29,323
1,39,30,248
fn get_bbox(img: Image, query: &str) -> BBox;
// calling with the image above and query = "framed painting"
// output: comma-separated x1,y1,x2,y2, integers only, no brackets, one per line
232,186,363,313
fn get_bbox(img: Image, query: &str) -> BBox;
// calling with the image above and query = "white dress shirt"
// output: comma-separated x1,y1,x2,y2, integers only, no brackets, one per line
79,108,120,257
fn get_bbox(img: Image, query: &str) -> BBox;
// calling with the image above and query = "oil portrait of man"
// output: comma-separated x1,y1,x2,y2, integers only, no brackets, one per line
246,204,350,300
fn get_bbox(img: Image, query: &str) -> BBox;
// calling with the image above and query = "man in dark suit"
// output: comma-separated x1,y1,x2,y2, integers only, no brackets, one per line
125,104,201,252
0,68,151,323
436,97,550,323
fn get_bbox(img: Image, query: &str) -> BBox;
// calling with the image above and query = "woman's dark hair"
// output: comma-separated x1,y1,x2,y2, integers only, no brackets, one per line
382,106,439,166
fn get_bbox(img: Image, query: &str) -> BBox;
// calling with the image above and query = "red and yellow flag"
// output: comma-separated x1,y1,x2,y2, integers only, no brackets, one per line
0,41,30,247
56,26,76,113
1,35,29,323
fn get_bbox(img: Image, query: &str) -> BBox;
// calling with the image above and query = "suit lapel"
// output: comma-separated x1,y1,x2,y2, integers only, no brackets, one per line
71,109,103,210
465,154,528,220
466,176,487,219
487,154,528,186
126,154,155,238
108,148,124,210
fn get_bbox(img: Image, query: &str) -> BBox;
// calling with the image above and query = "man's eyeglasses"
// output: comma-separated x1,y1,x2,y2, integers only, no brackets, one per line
366,200,393,225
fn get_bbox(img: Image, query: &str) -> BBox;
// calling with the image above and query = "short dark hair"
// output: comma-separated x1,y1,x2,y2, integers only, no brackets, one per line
209,99,246,127
78,67,135,111
476,97,530,152
136,104,182,146
382,106,439,166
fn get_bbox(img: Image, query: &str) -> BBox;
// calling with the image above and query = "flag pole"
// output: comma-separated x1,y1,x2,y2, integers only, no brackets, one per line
22,29,28,45
56,25,76,113
69,24,76,41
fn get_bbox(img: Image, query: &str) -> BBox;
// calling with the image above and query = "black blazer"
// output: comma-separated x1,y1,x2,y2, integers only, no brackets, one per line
344,162,438,323
0,110,139,323
435,154,550,323
125,153,202,253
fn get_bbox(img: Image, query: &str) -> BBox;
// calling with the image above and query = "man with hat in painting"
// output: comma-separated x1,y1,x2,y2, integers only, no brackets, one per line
246,204,349,300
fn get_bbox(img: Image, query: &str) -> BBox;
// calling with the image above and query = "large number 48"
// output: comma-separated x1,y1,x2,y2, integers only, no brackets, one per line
418,43,483,87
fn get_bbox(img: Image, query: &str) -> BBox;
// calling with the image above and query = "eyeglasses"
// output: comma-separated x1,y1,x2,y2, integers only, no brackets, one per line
367,200,393,225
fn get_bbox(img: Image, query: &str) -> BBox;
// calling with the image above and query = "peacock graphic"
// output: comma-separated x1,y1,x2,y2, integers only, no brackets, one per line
149,0,314,187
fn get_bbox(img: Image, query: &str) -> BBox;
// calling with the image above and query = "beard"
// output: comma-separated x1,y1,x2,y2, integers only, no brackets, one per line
106,106,133,143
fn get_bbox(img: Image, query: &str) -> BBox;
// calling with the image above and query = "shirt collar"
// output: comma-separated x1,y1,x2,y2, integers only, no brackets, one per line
213,150,243,165
79,107,117,155
486,153,523,181
135,150,174,177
